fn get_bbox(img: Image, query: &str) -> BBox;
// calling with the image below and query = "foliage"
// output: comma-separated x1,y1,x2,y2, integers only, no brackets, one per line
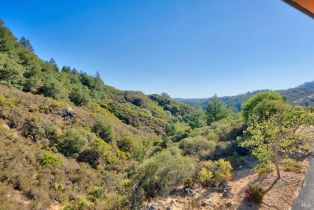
242,92,289,124
242,93,314,179
186,107,207,128
198,159,232,187
39,152,62,167
57,128,87,157
92,119,115,143
205,95,229,125
165,122,191,142
0,54,24,88
179,136,215,158
199,167,213,186
69,87,90,106
88,186,106,200
245,184,265,203
131,149,196,207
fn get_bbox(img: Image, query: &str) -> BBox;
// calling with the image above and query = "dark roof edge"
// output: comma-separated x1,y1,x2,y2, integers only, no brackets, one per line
282,0,314,19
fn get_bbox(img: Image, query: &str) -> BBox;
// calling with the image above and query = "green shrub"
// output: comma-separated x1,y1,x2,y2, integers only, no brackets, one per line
39,79,67,100
39,152,62,167
131,149,196,207
199,167,213,186
179,136,215,158
246,184,265,203
77,148,101,168
51,182,64,191
213,159,233,186
92,119,114,143
57,129,87,157
165,122,190,141
116,135,139,153
88,186,105,200
284,159,302,173
198,159,232,187
69,87,90,106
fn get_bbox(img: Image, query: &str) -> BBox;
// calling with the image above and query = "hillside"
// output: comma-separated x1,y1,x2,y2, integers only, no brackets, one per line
176,81,314,111
0,20,199,209
0,19,313,210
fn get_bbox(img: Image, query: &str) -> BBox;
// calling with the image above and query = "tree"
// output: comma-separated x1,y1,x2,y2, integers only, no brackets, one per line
206,94,228,125
19,37,34,52
0,54,24,88
0,20,16,51
39,79,67,100
96,70,101,79
161,92,170,98
186,107,207,128
242,107,313,180
242,92,289,124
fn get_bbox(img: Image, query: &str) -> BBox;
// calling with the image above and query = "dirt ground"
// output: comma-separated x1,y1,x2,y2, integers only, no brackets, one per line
145,160,308,210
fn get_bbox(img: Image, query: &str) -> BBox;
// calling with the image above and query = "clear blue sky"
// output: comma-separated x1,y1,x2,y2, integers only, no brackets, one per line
1,0,314,98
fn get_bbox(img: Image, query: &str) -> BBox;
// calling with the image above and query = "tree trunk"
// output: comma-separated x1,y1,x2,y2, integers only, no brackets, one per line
275,162,281,180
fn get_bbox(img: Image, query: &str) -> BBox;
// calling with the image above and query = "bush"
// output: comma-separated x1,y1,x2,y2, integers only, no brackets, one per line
198,159,232,187
69,87,90,106
39,152,62,167
77,148,101,168
179,136,215,158
88,186,105,200
246,184,265,203
39,80,67,100
116,135,139,154
92,119,114,143
131,149,196,207
199,167,213,187
57,129,87,157
284,159,302,173
165,122,191,142
22,117,45,142
213,159,233,186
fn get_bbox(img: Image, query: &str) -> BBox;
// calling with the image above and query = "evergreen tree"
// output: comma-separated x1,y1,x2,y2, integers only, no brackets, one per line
205,94,228,125
19,37,34,52
0,20,16,51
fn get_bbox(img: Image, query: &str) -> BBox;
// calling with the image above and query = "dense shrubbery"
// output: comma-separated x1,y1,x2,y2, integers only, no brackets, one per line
131,148,196,207
39,152,62,167
179,136,215,159
198,159,232,187
92,119,115,143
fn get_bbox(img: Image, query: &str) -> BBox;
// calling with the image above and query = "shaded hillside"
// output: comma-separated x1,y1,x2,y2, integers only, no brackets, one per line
176,81,314,111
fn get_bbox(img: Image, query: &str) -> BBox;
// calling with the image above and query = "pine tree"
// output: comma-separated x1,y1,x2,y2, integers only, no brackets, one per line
205,94,228,125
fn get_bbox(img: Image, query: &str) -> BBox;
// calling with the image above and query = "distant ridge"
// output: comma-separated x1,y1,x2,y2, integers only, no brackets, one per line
175,81,314,111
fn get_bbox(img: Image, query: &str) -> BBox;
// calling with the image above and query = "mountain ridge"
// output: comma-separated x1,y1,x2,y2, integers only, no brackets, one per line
175,80,314,111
